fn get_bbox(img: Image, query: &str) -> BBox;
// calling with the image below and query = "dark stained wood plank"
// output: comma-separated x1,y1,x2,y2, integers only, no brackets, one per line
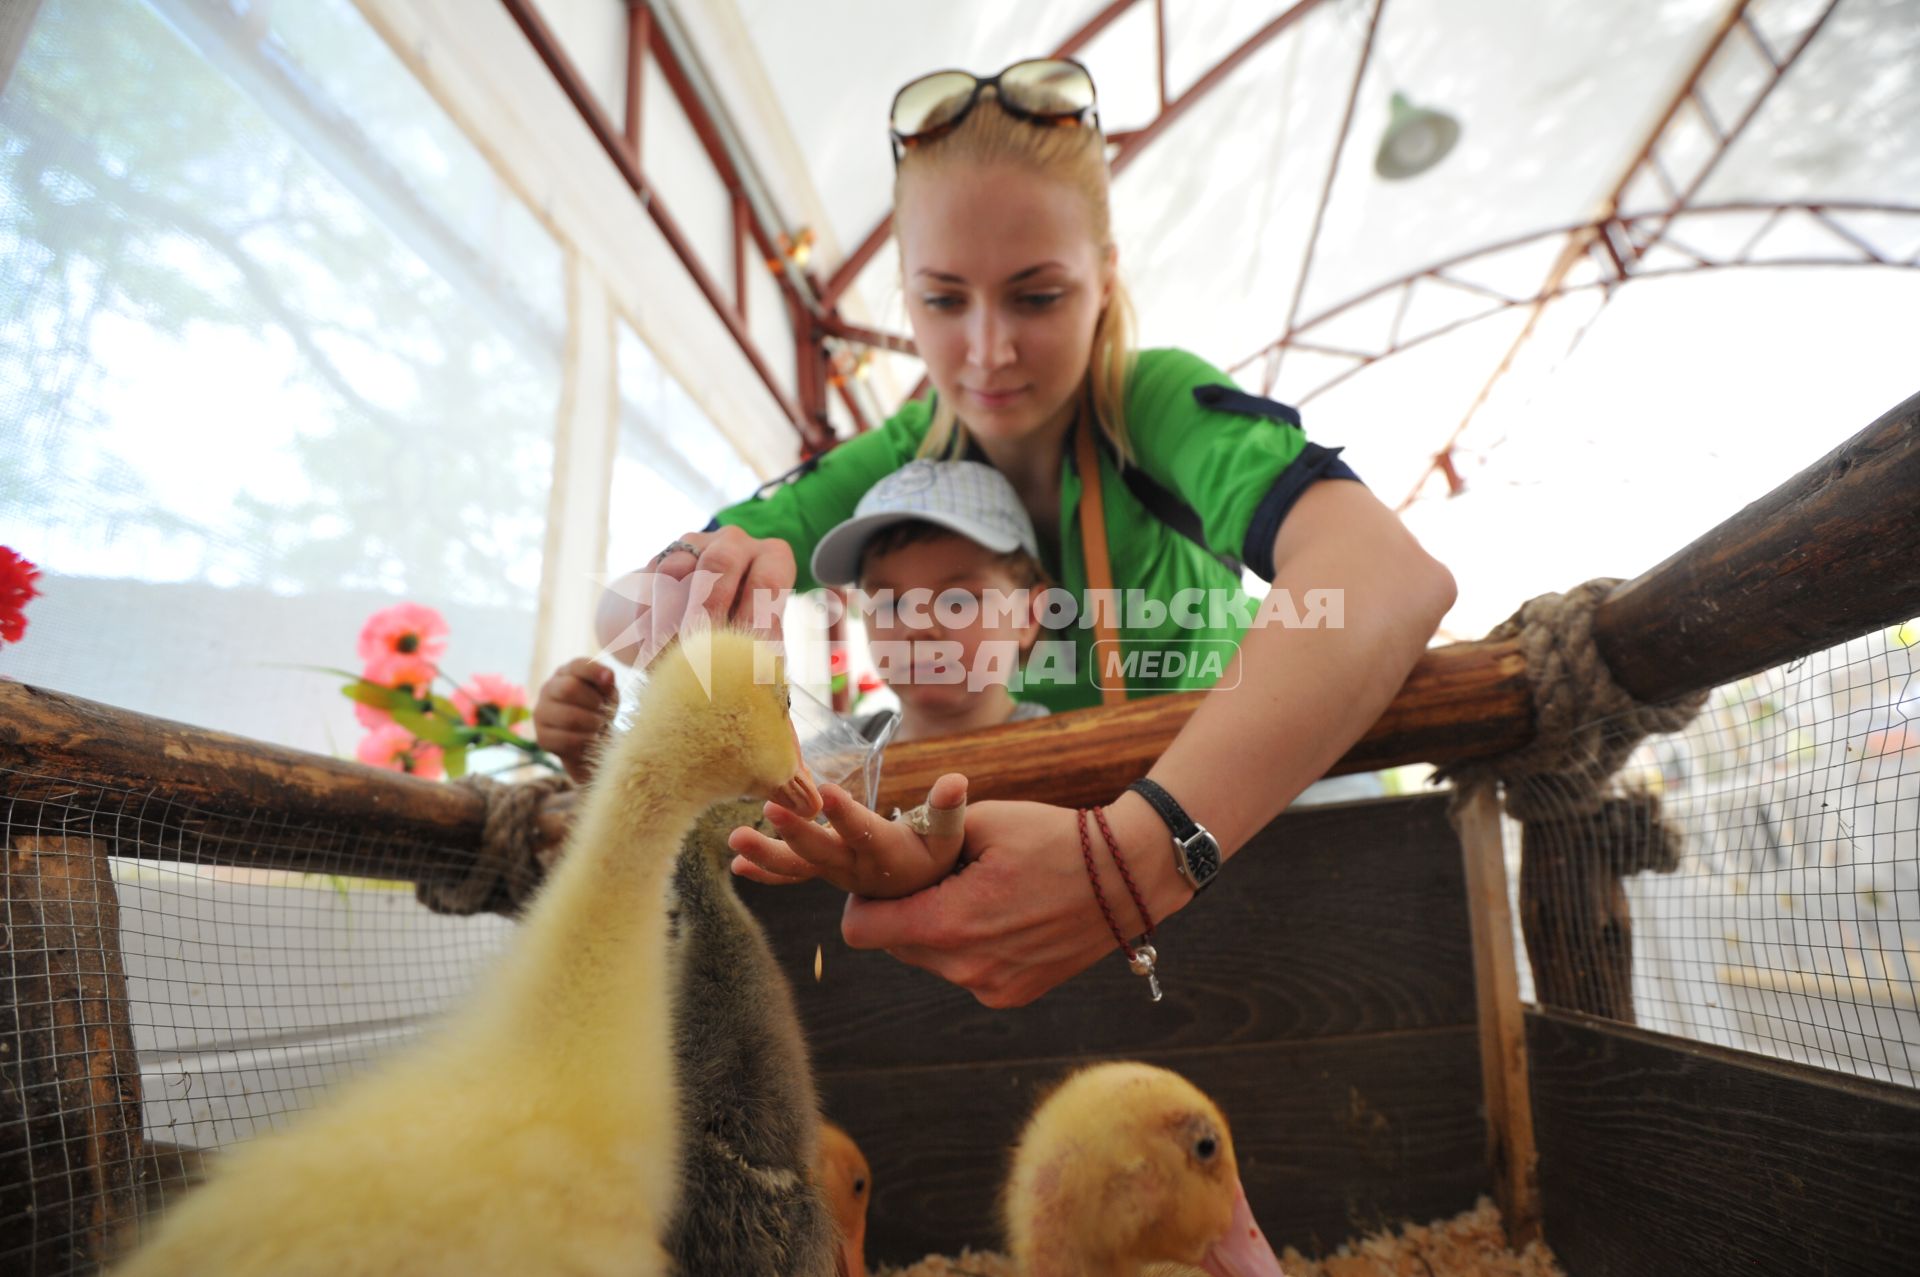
819,1028,1490,1265
1527,1008,1920,1277
739,794,1476,1071
1594,387,1920,705
1,836,145,1275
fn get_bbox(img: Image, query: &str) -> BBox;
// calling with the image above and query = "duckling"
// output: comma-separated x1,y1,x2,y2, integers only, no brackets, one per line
115,628,819,1277
815,1119,872,1277
1005,1062,1289,1277
662,799,837,1275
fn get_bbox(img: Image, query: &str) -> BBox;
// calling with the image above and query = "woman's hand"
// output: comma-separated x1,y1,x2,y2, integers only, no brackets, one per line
728,775,968,899
837,796,1188,1008
595,525,798,664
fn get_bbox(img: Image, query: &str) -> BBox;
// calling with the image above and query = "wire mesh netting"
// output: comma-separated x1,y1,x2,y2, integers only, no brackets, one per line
0,766,516,1275
1499,619,1920,1087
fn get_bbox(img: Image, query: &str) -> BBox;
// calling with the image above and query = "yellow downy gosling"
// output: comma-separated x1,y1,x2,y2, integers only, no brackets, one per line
115,627,819,1277
1005,1062,1289,1277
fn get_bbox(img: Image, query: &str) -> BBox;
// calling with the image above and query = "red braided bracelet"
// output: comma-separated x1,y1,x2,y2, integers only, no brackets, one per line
1077,806,1163,1002
1093,805,1154,942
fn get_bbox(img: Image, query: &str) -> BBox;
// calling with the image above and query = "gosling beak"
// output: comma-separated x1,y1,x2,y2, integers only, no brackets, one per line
838,1236,866,1277
1200,1176,1288,1277
770,722,823,818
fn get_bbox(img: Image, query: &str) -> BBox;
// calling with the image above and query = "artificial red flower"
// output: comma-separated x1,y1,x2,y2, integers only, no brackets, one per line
357,602,449,665
452,673,528,728
354,651,439,729
856,671,884,696
356,722,445,779
0,548,40,646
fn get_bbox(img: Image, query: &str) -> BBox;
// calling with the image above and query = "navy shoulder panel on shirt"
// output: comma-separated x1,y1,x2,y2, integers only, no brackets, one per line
1191,383,1304,429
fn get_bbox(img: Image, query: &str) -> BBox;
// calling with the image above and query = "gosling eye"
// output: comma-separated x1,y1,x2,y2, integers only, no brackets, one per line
1193,1135,1218,1162
852,1177,866,1195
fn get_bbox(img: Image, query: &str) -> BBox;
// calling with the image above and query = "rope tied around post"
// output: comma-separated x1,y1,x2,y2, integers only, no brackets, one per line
415,772,576,917
1436,578,1708,822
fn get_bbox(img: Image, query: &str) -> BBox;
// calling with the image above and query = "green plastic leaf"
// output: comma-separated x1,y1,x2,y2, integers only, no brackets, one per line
392,705,464,747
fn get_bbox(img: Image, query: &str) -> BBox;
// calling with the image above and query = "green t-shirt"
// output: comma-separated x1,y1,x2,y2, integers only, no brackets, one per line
712,347,1324,712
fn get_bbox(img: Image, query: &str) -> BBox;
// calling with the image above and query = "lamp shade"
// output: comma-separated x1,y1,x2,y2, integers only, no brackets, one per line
1375,91,1460,179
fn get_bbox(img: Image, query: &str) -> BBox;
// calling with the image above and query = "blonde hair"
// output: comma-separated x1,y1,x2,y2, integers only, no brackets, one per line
894,97,1138,465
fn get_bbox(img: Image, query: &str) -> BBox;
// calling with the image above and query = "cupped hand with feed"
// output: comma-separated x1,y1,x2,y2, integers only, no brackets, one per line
838,795,1189,1009
728,773,969,899
531,657,618,783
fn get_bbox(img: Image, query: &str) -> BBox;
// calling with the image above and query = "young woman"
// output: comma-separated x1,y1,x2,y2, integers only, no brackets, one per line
618,58,1455,1008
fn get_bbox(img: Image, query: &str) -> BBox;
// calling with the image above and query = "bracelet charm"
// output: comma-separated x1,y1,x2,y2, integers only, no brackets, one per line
1127,942,1163,1002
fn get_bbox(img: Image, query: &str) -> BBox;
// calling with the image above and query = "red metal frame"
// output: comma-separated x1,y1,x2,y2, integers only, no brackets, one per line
499,0,830,449
1273,0,1383,382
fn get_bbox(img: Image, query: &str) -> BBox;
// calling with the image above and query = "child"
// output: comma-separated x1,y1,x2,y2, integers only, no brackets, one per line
810,458,1051,744
532,459,1050,896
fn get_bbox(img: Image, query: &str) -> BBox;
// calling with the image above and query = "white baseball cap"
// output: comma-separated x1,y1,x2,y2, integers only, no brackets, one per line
811,460,1041,586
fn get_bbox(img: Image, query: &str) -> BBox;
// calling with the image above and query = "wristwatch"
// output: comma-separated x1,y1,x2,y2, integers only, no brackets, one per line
1126,779,1222,893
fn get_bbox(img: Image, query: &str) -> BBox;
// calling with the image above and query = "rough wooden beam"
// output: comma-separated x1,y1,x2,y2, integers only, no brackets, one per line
871,636,1530,813
0,682,486,876
1595,387,1920,704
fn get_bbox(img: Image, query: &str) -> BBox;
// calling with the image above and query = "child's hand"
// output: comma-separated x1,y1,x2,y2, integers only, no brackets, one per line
533,657,617,783
728,774,968,899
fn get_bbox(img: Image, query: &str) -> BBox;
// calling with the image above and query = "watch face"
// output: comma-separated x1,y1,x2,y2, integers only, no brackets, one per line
1180,831,1221,885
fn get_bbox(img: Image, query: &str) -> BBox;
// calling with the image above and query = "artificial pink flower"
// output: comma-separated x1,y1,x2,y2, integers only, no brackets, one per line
452,673,527,728
357,602,449,665
0,548,40,646
354,651,439,729
356,722,444,779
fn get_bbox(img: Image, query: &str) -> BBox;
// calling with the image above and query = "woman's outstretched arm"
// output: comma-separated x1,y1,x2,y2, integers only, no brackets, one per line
840,480,1455,1007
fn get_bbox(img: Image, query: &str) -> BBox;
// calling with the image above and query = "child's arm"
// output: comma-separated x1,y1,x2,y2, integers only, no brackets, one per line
729,774,968,899
531,657,617,783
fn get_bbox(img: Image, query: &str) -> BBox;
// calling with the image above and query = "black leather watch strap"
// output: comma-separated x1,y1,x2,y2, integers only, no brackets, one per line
1126,779,1222,892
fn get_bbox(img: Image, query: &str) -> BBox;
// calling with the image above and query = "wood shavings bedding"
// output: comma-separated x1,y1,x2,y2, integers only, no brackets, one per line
875,1197,1564,1277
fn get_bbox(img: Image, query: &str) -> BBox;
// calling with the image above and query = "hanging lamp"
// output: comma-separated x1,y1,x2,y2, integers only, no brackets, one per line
1374,91,1460,179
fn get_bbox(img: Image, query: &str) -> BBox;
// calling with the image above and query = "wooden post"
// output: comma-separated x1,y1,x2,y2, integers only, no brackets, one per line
1453,789,1541,1245
1518,823,1636,1022
1,836,145,1271
1515,791,1681,1024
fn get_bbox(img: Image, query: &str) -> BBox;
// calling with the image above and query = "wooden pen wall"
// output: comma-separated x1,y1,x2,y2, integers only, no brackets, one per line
739,791,1492,1263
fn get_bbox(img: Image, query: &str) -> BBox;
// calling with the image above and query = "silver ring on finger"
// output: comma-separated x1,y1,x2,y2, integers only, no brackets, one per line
651,539,700,566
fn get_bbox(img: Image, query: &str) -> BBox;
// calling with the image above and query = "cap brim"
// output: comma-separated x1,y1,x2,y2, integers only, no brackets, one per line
810,511,1025,587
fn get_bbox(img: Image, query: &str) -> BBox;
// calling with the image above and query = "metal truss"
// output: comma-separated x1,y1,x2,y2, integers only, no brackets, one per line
1224,0,1890,510
1231,200,1920,409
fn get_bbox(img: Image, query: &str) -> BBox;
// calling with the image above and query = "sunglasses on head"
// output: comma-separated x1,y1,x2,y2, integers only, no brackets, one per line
889,57,1100,165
